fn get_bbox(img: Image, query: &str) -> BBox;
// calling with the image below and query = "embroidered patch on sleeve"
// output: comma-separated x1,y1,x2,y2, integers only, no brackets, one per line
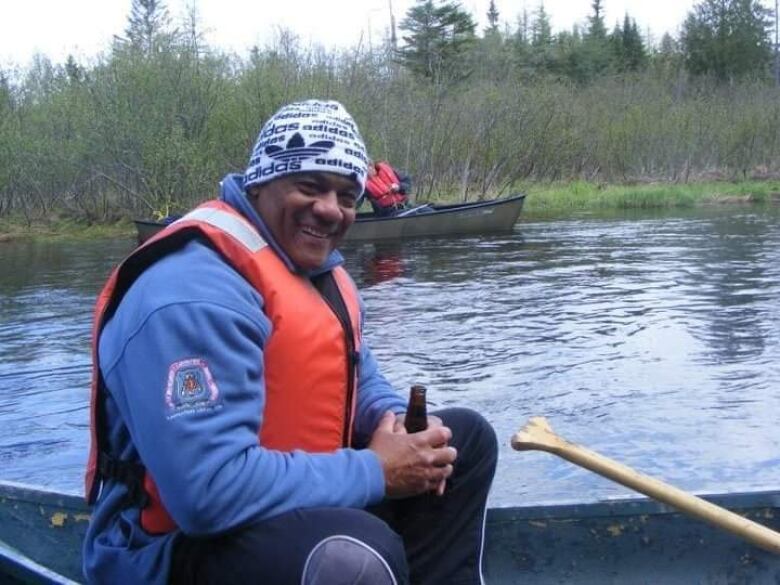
164,358,222,419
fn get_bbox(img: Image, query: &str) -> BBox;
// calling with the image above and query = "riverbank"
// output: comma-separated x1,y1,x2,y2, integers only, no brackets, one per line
522,179,780,215
0,218,135,243
2,179,779,242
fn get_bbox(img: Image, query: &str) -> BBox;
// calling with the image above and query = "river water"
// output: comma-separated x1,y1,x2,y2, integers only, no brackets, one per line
1,206,779,508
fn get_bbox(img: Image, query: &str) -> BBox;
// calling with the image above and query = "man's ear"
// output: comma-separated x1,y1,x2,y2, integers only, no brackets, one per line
247,185,261,200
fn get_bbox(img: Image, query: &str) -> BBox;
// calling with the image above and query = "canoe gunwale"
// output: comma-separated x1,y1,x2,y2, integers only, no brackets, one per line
3,480,780,584
486,488,780,523
354,193,527,223
0,480,83,509
5,480,780,523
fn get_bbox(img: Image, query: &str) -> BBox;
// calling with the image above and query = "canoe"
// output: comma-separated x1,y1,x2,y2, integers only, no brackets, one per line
347,194,526,241
133,194,526,245
0,481,87,584
2,479,779,584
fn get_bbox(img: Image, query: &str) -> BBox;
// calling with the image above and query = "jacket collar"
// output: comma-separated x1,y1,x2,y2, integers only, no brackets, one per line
218,173,345,277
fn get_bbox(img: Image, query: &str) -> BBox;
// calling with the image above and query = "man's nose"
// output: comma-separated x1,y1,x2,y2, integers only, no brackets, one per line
312,190,343,220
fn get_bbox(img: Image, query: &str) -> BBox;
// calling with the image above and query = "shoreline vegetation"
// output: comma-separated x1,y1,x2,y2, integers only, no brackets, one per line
2,179,778,243
3,2,779,242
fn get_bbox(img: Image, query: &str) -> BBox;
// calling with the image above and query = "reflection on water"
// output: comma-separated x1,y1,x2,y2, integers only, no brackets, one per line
1,207,779,507
358,243,407,286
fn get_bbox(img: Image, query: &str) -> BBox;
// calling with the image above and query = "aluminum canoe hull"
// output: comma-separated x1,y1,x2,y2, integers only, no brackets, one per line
2,480,779,584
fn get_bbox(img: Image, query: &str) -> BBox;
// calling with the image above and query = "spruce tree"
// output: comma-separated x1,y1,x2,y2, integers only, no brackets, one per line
486,0,500,36
586,0,607,40
610,15,646,72
124,0,172,55
681,0,772,81
581,0,612,78
531,2,552,47
398,0,477,81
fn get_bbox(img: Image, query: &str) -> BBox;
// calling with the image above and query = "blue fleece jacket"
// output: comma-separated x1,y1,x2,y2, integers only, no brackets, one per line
83,174,407,584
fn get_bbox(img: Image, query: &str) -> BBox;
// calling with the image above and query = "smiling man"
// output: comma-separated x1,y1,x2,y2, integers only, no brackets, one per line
247,172,360,270
83,100,497,585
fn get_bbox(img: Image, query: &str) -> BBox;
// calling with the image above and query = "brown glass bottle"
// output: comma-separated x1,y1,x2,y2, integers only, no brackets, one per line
404,384,428,433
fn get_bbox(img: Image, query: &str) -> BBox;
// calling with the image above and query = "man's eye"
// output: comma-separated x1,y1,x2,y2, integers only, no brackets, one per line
339,194,357,208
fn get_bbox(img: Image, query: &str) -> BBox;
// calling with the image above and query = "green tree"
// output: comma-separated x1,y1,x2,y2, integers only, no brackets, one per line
531,2,553,47
610,15,647,72
581,0,612,77
622,17,646,71
586,0,607,40
525,2,558,73
64,55,85,84
123,0,174,55
652,32,684,73
397,0,477,81
0,71,16,216
473,1,514,81
510,7,532,71
681,0,772,81
0,71,11,111
551,27,590,81
514,8,531,46
485,0,500,36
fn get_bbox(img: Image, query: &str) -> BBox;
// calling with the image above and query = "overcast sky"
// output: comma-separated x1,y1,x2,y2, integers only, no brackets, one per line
1,0,703,67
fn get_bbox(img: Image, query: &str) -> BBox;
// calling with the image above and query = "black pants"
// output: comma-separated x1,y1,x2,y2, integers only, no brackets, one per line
170,408,497,585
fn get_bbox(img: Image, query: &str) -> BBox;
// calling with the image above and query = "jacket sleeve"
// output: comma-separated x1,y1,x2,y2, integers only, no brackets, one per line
98,243,386,536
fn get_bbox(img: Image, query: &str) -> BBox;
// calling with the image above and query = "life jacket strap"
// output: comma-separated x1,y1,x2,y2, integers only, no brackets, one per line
97,452,150,509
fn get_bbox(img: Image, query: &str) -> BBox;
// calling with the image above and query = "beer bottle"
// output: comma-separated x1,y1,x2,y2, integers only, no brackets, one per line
404,384,428,433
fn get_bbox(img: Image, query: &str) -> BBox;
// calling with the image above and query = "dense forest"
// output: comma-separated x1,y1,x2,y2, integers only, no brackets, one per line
1,0,778,223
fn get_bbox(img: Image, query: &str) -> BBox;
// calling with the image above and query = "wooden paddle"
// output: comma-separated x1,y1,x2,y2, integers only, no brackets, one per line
511,416,780,555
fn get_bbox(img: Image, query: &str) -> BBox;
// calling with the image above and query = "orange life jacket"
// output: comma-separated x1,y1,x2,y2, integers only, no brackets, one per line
365,162,407,209
86,200,362,534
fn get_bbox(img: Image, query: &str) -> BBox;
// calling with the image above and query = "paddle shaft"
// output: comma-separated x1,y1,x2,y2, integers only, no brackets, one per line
512,417,780,555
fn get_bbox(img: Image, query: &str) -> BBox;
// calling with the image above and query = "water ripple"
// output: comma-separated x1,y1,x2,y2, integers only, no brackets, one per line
350,207,780,505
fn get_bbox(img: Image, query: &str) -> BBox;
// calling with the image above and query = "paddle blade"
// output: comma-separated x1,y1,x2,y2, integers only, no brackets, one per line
511,417,564,452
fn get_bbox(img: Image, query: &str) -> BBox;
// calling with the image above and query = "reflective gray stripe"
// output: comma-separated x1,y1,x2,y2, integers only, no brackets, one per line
478,500,488,585
175,207,267,252
301,535,398,585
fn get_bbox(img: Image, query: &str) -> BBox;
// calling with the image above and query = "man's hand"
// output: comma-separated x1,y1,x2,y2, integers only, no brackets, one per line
393,413,443,433
369,412,456,499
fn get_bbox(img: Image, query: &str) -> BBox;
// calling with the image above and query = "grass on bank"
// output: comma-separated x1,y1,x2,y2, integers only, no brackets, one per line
0,217,136,242
2,180,779,241
520,179,780,216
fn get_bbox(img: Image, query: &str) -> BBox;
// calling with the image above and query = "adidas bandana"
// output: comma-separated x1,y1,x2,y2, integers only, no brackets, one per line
244,100,368,193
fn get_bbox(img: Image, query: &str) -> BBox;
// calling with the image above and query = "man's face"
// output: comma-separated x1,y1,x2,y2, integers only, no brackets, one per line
250,173,360,270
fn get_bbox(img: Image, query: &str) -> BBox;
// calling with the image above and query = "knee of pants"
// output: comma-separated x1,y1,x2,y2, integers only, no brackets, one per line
301,533,407,585
442,407,498,462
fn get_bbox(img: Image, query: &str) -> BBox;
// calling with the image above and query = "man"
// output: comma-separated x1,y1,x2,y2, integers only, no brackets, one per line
363,160,412,216
84,100,496,585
